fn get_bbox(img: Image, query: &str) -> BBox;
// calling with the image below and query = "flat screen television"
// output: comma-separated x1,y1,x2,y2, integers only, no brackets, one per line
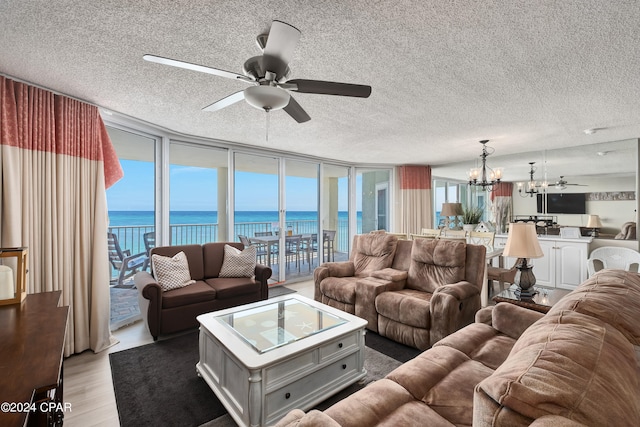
537,193,586,214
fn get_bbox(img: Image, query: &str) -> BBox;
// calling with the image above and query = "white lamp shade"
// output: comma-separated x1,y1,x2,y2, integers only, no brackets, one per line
503,223,544,258
587,215,603,228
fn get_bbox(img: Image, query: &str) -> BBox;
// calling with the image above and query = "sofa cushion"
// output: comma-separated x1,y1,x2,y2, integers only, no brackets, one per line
150,244,204,280
375,288,432,329
386,345,495,425
474,309,640,426
319,276,358,305
324,378,451,427
219,244,256,278
161,280,217,308
205,277,260,299
203,242,244,278
352,233,398,276
407,239,466,293
151,251,196,291
548,269,640,345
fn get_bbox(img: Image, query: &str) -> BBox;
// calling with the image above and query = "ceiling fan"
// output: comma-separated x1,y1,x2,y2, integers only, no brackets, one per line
555,176,587,190
143,20,372,123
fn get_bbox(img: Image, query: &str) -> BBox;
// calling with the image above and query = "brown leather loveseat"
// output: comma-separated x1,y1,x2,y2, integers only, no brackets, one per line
314,232,486,349
135,242,271,340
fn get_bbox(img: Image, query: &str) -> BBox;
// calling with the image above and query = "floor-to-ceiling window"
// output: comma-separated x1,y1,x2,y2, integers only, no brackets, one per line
285,159,319,276
169,142,228,244
105,125,157,330
356,168,392,233
322,164,350,259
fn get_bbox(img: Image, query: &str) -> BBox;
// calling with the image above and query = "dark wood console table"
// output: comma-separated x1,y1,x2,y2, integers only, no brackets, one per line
0,291,69,427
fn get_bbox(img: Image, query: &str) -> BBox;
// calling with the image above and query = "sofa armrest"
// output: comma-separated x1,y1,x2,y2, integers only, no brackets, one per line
134,271,163,340
370,267,408,282
491,302,544,339
429,281,481,346
355,275,406,332
314,261,356,300
475,306,494,325
254,263,272,300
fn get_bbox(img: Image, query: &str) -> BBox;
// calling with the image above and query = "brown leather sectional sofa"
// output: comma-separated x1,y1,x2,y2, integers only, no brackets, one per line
314,232,487,349
275,269,640,426
134,242,271,340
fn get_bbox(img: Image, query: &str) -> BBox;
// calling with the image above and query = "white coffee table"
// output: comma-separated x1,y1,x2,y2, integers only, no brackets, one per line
196,294,368,427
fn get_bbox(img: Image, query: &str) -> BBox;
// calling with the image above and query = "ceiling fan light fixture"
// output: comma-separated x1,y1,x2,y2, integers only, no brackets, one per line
244,85,290,112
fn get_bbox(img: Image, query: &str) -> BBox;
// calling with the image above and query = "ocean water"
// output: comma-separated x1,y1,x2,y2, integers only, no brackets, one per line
108,210,355,226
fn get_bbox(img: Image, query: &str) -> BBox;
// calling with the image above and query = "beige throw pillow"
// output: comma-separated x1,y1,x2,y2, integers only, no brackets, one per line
151,251,196,291
219,245,256,278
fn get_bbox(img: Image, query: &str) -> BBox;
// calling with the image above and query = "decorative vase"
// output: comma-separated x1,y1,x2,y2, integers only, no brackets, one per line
462,224,476,233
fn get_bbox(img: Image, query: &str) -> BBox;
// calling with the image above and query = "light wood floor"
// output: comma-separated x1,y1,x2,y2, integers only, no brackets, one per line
63,280,314,427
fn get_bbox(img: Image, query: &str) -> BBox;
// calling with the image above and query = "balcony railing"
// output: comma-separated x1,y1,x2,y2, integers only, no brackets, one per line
109,219,354,261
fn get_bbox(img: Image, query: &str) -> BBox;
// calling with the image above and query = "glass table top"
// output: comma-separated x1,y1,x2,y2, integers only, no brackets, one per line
216,298,347,354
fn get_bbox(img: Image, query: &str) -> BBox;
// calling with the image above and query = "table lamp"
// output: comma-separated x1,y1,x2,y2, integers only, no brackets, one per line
440,202,463,229
502,223,543,298
586,215,602,237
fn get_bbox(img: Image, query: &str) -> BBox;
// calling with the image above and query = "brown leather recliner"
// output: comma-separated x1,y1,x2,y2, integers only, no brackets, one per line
135,242,271,340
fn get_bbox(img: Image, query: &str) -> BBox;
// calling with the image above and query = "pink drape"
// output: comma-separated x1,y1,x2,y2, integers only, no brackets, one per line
397,165,433,235
490,182,513,233
0,75,123,355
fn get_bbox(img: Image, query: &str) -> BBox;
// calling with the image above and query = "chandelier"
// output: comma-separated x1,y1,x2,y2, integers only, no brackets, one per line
468,140,503,190
518,162,547,197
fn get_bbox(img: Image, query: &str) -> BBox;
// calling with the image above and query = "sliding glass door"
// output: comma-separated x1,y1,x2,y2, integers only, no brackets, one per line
169,142,227,245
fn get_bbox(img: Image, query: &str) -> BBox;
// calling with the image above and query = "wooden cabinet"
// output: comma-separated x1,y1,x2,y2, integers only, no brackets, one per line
494,235,592,290
0,292,69,427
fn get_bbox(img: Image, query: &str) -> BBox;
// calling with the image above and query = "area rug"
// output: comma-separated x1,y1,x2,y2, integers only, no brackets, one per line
110,329,419,427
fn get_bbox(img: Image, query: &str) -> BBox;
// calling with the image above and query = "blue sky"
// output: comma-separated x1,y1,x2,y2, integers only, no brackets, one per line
107,160,352,211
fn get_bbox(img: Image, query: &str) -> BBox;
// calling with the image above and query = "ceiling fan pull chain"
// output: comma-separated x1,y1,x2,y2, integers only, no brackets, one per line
266,110,270,143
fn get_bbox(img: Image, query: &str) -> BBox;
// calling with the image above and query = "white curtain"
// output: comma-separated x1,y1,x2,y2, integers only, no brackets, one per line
0,76,123,355
397,165,432,235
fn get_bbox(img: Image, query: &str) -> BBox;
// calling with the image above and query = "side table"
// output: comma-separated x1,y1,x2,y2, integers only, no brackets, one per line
492,286,571,313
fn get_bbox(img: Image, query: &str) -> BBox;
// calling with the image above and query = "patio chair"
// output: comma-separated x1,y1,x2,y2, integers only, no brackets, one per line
239,234,268,264
142,231,155,271
285,234,306,271
108,232,147,287
322,230,337,262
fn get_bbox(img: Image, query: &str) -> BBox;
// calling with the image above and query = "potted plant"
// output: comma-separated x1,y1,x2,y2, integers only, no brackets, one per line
461,205,484,232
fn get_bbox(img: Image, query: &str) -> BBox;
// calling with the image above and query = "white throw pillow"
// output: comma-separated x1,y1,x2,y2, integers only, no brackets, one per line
151,251,196,291
219,245,256,278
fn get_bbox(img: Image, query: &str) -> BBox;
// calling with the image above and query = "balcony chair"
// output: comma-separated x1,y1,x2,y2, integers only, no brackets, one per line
587,246,640,277
238,234,267,264
285,234,307,271
322,229,337,262
108,232,147,287
142,231,155,271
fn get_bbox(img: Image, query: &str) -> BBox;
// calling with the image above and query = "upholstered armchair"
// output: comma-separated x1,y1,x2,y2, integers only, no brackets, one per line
314,232,400,314
374,239,486,349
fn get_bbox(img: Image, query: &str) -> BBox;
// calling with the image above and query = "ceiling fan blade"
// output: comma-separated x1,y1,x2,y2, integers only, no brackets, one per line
263,21,301,66
287,79,372,98
143,54,254,83
202,90,245,112
283,95,311,123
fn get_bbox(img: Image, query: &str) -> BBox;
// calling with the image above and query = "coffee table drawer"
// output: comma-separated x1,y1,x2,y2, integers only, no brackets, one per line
319,331,359,362
265,351,359,422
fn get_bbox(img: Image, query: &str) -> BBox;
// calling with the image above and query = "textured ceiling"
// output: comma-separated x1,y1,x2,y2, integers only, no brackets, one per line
1,0,639,180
